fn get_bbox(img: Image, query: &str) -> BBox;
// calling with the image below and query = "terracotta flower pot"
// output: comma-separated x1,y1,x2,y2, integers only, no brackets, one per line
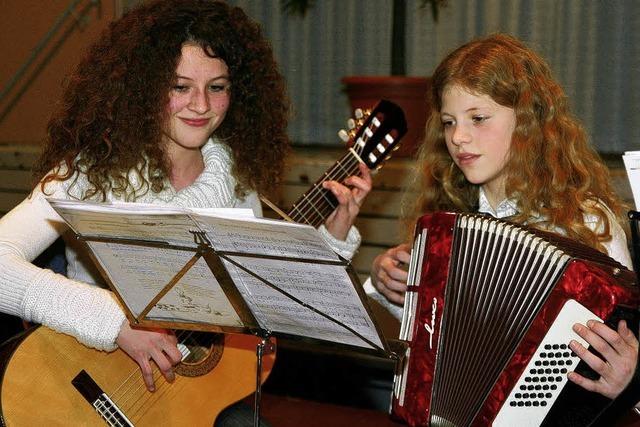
342,76,431,157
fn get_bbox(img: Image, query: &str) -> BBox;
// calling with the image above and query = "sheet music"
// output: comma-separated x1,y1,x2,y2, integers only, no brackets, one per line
222,256,383,349
47,198,386,352
194,215,340,261
623,151,640,210
88,241,243,326
49,199,201,247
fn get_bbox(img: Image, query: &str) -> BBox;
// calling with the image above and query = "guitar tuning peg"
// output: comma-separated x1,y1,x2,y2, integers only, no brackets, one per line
392,145,400,151
355,108,364,120
338,129,350,143
347,118,357,130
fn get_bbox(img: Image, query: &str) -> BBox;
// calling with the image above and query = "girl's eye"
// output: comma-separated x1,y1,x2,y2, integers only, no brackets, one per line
209,84,229,93
172,85,189,93
441,119,454,128
472,115,488,123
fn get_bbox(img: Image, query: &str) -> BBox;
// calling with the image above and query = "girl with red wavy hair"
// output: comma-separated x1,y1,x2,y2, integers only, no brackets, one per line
367,34,638,419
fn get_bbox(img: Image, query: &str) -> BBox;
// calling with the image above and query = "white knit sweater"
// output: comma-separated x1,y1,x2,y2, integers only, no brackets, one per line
0,139,360,351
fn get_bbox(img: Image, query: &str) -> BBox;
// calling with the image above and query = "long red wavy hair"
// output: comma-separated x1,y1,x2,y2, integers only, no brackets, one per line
404,34,626,253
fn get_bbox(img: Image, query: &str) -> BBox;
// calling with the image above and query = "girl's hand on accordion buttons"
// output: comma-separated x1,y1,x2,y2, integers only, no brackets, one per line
567,319,639,399
371,243,411,304
322,162,372,241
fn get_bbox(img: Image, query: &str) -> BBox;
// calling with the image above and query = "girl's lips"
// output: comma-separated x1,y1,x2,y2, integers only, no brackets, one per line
180,117,210,127
456,153,480,166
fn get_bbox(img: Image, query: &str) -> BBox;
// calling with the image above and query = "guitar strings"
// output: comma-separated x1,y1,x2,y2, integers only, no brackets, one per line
288,154,360,225
287,121,371,226
289,157,360,226
288,114,394,228
108,361,176,421
288,151,362,227
110,365,178,419
107,328,203,420
288,134,365,226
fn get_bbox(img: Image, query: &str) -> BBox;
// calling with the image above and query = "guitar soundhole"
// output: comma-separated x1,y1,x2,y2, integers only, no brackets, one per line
174,331,224,377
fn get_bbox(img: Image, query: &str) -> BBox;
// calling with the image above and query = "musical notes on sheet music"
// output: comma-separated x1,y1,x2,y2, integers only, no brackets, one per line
222,257,381,349
88,241,244,327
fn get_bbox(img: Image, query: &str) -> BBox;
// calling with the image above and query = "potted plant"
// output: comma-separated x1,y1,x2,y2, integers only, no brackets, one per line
282,0,447,157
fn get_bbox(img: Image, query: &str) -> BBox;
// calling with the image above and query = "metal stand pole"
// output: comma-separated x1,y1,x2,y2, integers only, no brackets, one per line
253,335,273,427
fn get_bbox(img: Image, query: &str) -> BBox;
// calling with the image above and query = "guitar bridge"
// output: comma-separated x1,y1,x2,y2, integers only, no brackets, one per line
72,370,134,427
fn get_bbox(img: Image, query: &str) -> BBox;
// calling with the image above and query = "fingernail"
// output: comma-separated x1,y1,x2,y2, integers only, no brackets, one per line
586,320,595,328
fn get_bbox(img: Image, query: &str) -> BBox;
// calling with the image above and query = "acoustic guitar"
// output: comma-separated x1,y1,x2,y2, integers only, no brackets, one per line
0,99,407,426
0,327,271,426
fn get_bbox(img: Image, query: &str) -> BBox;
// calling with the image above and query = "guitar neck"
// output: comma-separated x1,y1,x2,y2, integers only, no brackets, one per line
286,150,362,228
285,99,408,229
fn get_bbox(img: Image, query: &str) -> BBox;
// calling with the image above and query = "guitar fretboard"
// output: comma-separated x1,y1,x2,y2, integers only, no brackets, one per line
285,99,407,229
286,150,362,228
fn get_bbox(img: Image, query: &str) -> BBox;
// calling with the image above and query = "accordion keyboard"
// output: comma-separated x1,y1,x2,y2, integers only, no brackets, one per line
493,299,600,426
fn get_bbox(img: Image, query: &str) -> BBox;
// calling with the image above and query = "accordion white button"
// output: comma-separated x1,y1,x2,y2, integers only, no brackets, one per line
492,299,602,426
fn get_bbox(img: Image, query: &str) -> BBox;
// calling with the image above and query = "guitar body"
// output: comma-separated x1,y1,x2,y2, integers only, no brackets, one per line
0,327,275,426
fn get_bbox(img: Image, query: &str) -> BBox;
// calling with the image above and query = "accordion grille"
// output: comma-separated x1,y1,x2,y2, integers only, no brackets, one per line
429,215,570,426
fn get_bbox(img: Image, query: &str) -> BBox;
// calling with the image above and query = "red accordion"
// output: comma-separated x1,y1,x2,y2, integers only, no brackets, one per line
391,212,639,426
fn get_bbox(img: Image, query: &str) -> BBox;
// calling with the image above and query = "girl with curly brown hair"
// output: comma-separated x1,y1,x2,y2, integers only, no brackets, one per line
366,34,638,417
0,0,370,404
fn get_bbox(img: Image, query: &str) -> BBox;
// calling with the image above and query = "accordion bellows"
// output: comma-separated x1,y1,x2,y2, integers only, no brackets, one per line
392,212,639,426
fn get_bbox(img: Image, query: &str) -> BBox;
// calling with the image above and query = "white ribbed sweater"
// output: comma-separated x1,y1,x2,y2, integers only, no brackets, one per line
0,139,360,351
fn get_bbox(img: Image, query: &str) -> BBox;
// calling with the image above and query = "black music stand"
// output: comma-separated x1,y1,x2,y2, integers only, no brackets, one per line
47,198,390,427
629,210,640,281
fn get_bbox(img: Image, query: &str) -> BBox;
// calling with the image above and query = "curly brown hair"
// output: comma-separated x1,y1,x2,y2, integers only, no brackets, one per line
404,33,625,253
34,0,289,201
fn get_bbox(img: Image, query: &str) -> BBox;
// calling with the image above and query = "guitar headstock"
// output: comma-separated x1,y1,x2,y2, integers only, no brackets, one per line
347,100,408,169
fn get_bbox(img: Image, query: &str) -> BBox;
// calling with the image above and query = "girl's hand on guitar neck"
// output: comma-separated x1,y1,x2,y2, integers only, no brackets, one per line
322,163,372,241
116,321,183,391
